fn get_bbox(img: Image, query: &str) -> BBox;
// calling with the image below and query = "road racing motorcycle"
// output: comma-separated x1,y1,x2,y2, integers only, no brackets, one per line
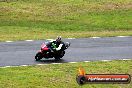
35,41,70,61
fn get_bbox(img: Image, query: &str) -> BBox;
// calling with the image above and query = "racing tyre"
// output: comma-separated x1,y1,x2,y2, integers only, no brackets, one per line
35,52,42,61
59,51,65,58
54,56,61,61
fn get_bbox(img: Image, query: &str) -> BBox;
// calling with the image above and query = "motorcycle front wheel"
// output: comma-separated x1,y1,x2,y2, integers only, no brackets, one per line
35,52,42,61
54,56,61,61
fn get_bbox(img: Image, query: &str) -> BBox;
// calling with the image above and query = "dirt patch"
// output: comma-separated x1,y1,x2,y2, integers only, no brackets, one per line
0,7,13,12
104,2,132,10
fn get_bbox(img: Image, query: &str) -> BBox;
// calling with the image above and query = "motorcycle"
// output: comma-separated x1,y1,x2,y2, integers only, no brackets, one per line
35,41,70,61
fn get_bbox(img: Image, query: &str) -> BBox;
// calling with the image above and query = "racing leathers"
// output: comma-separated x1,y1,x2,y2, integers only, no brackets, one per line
46,40,65,53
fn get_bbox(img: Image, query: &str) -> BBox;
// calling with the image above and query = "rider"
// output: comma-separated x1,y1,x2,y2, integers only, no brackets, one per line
46,36,65,52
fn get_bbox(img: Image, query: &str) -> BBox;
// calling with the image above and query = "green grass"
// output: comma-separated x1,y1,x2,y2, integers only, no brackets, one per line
0,60,132,88
0,0,132,41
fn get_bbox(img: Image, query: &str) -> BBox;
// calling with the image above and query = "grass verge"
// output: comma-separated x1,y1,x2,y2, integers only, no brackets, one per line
0,60,132,88
0,0,132,41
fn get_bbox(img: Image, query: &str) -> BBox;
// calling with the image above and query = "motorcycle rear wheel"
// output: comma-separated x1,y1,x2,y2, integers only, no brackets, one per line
35,52,42,61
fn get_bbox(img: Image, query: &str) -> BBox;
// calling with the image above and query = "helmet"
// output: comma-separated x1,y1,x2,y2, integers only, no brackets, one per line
56,36,62,43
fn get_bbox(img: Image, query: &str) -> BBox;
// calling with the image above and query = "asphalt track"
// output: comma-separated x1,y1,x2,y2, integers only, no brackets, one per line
0,37,132,67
